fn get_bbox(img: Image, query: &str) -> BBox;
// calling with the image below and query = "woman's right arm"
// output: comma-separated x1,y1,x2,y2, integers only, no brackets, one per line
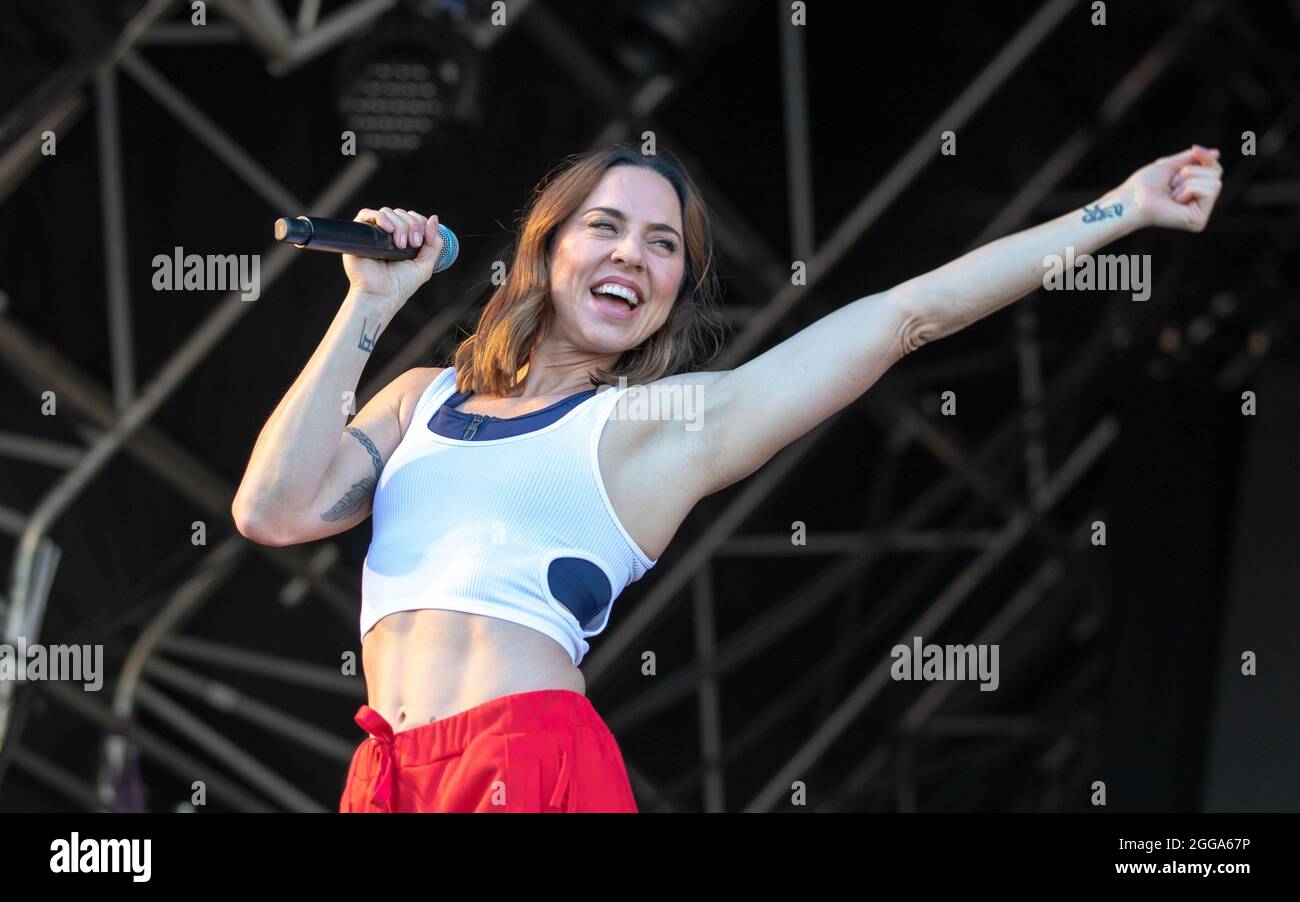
231,206,446,545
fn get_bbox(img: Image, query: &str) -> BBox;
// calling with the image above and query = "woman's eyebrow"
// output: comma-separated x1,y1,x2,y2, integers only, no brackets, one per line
583,206,681,240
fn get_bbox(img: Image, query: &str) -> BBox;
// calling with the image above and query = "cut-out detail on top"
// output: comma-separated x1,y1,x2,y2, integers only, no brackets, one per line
545,555,614,632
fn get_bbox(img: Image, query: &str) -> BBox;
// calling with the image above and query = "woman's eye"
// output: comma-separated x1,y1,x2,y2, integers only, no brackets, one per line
592,220,675,252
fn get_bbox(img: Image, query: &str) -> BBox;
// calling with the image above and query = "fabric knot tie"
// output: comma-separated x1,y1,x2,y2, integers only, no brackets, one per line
354,705,397,810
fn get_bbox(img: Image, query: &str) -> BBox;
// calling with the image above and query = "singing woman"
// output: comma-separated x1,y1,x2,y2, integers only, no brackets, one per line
232,142,1222,812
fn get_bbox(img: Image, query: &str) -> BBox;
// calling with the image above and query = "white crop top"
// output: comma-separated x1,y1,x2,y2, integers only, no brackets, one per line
359,366,658,666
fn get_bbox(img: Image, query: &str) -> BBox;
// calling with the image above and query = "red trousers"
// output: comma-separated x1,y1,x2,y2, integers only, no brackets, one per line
339,689,638,813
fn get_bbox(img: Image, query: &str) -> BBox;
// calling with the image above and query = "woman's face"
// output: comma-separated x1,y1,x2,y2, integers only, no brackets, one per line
546,166,686,357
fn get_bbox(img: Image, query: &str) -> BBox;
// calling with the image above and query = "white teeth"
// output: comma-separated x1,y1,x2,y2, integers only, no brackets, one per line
593,283,640,307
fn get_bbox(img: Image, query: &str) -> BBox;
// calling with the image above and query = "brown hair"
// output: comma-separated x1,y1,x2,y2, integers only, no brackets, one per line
449,144,728,396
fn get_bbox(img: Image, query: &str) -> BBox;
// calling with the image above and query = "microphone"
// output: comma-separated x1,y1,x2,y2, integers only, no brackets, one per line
273,215,460,272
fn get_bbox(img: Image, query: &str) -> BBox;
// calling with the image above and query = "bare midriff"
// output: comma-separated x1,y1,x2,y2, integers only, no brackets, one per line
360,608,585,734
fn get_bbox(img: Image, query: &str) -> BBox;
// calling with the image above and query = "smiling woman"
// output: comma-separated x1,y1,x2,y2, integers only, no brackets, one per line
233,133,1224,814
233,143,733,814
451,146,729,398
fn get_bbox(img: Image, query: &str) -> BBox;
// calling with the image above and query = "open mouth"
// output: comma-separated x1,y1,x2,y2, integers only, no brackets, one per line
589,287,642,319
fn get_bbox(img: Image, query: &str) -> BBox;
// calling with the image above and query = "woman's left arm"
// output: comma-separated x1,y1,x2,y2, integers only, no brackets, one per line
688,145,1224,495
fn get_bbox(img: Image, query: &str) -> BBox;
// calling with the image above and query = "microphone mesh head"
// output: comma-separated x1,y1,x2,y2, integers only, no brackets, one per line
433,223,460,273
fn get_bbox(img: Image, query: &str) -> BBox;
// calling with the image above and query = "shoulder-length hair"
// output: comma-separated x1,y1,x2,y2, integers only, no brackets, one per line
449,144,728,396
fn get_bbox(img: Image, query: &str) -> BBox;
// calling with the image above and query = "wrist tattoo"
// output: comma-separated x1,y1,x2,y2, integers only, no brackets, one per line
358,317,383,352
1082,202,1124,223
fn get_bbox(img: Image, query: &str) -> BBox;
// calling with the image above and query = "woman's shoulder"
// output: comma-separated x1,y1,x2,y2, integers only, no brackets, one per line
394,366,450,433
410,365,451,396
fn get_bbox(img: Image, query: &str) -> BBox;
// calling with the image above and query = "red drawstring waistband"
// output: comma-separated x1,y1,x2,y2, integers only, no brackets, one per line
354,705,396,811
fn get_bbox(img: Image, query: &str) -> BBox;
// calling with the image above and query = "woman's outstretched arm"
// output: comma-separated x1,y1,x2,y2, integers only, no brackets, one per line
688,145,1224,495
884,143,1222,347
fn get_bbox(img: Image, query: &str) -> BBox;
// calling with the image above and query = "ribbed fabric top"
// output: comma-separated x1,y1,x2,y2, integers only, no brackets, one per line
360,367,658,666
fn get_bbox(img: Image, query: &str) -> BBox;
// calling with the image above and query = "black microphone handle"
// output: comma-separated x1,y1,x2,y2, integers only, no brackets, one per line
275,216,416,260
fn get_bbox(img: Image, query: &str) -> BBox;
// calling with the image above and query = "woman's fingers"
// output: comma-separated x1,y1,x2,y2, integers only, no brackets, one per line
1159,145,1222,178
380,207,408,247
1170,164,1222,189
405,211,424,247
356,207,435,251
355,207,393,231
1192,145,1221,168
1175,177,1218,202
415,215,442,265
393,209,419,247
392,208,432,249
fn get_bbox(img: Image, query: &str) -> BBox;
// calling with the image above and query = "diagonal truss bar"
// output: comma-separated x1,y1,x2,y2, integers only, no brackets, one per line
0,0,178,205
136,683,327,811
743,415,1119,811
158,634,366,697
968,0,1223,251
0,312,361,625
1,157,379,773
7,745,109,811
5,152,378,625
718,0,1081,368
118,50,304,213
43,681,275,811
144,658,357,761
102,534,248,799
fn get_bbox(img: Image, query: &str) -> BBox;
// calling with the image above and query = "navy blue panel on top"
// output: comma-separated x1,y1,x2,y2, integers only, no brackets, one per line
546,556,613,630
428,386,599,440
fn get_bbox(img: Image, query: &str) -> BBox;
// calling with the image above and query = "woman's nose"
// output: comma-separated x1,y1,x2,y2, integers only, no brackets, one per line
611,236,644,268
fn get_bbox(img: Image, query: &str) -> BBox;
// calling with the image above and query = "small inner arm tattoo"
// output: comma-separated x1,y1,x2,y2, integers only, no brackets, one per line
1082,202,1123,223
318,427,384,521
358,317,383,352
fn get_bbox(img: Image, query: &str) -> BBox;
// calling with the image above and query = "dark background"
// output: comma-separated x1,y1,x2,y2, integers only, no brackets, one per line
0,0,1296,812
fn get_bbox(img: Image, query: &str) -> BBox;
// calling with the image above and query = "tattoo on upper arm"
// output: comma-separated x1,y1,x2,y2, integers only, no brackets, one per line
346,426,384,481
321,479,376,521
318,426,385,522
358,317,383,352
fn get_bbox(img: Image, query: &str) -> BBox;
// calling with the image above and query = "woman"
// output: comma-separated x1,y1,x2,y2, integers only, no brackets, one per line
231,142,1222,813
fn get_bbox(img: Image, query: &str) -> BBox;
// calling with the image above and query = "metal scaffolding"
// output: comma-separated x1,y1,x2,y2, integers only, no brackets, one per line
0,0,1291,812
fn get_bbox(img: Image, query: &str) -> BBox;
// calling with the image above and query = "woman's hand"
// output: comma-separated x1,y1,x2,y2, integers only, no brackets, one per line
343,207,446,307
1122,144,1224,233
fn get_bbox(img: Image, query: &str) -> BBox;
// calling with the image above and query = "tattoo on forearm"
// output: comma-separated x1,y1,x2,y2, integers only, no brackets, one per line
319,426,384,521
358,317,383,352
1082,202,1123,223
